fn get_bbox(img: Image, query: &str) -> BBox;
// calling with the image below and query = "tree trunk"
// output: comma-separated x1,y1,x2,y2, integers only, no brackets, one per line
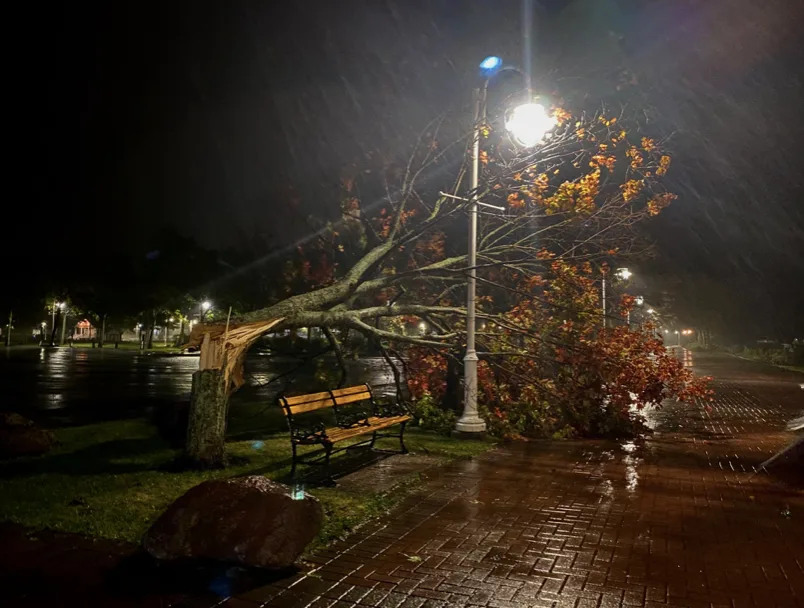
185,368,229,468
49,310,61,346
146,310,156,349
444,350,462,414
98,314,106,348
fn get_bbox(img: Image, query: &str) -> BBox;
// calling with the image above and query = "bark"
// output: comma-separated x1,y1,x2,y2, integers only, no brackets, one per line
146,310,156,349
444,350,463,414
98,314,106,348
185,368,229,468
323,327,348,387
49,310,61,347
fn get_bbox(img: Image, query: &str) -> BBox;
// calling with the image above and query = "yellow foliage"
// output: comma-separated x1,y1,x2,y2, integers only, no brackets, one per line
590,154,616,171
647,192,677,216
621,179,643,202
641,137,656,152
626,146,644,169
553,108,571,125
656,155,672,176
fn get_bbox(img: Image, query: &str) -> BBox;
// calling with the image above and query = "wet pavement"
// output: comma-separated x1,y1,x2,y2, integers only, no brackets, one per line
2,351,803,607
1,346,396,426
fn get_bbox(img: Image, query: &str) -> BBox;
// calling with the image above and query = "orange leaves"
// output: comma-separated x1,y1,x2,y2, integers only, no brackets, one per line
525,274,547,289
621,179,644,202
575,126,587,140
507,192,525,209
590,154,616,172
656,155,672,176
541,170,600,216
598,115,618,127
647,192,677,216
553,107,571,125
479,150,489,166
640,137,656,152
626,146,644,169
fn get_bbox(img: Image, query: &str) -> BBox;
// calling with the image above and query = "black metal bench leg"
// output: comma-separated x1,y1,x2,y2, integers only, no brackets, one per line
399,421,409,454
290,442,298,479
324,443,336,486
369,431,378,449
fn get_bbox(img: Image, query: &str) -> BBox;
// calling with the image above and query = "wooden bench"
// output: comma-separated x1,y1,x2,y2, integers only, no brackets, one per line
278,383,411,484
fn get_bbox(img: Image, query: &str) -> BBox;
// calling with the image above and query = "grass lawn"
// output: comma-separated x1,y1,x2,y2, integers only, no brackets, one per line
0,408,492,552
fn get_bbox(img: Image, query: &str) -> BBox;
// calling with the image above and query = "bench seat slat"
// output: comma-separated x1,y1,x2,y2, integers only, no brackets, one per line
323,415,411,443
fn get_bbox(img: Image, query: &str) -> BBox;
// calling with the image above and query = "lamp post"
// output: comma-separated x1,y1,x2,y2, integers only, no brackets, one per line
454,56,556,438
200,301,212,323
602,268,632,328
59,302,67,346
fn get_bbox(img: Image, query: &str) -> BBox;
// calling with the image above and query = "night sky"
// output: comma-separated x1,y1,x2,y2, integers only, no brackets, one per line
12,0,804,336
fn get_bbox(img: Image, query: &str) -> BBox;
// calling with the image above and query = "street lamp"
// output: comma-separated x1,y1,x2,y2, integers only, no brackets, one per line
200,300,212,322
615,268,632,281
602,268,633,328
455,56,556,438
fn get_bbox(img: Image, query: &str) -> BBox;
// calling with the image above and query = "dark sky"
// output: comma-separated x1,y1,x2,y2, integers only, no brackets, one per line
13,0,804,336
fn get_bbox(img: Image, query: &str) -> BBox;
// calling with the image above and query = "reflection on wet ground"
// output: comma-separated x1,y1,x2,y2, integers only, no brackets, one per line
235,351,803,608
1,346,397,426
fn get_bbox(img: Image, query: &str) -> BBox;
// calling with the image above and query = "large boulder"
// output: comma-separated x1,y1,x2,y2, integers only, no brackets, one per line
0,412,56,459
142,476,323,568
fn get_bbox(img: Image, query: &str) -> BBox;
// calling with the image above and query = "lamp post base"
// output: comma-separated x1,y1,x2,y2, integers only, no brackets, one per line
451,428,487,440
453,415,487,440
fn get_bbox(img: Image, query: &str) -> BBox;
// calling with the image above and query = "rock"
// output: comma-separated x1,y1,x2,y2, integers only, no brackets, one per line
0,412,56,458
142,476,323,568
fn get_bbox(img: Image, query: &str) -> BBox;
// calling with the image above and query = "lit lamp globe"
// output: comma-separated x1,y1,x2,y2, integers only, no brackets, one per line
505,103,557,148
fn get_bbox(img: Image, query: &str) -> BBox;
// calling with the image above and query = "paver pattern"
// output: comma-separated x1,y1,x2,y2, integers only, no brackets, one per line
222,353,804,608
2,352,802,607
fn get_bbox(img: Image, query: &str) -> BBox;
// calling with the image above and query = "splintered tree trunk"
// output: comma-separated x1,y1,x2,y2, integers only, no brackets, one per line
185,368,229,468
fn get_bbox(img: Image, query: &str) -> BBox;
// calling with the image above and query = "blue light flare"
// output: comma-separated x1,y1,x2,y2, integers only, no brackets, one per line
479,56,502,73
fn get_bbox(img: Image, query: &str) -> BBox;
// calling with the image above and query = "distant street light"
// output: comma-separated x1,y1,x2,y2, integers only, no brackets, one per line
647,308,656,315
615,268,632,281
456,55,557,439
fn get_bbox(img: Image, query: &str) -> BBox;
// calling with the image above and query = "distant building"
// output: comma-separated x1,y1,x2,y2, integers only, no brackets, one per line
72,319,96,340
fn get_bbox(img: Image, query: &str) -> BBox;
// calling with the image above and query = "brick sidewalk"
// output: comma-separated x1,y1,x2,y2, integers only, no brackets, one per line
216,354,803,608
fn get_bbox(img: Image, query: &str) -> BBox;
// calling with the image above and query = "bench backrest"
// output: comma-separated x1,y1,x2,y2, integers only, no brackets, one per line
278,383,373,416
330,384,373,406
278,391,335,416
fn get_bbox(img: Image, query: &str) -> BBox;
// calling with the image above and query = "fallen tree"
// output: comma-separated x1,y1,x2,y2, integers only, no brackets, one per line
184,105,700,467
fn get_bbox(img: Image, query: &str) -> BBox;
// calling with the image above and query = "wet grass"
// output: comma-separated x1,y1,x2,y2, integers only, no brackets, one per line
0,411,492,550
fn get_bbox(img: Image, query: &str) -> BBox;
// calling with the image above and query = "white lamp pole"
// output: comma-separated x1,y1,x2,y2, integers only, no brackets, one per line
455,56,556,437
455,83,487,436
